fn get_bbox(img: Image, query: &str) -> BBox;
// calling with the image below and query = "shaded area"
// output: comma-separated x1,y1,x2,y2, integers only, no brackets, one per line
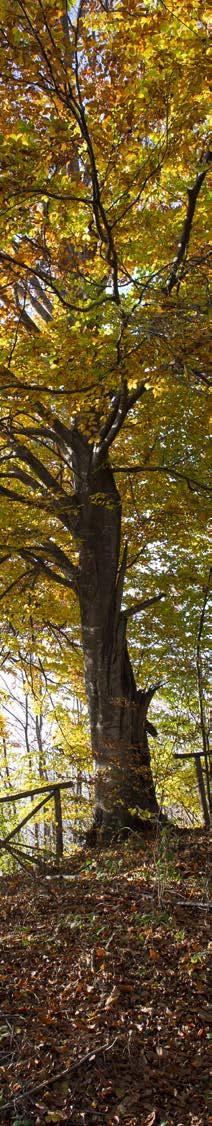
0,830,210,1124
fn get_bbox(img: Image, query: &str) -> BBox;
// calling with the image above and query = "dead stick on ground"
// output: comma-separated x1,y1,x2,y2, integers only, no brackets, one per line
2,1035,120,1110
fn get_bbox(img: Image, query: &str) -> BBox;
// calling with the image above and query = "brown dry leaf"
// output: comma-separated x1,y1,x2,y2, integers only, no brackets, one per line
104,984,120,1008
144,1112,157,1126
75,980,84,995
191,1055,204,1068
0,833,209,1125
115,1089,140,1117
149,947,160,961
119,981,134,993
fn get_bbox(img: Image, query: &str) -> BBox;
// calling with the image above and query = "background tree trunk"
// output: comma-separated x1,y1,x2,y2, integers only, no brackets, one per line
73,436,159,841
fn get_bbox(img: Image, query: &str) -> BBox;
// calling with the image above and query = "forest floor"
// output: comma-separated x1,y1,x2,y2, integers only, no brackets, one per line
0,828,210,1126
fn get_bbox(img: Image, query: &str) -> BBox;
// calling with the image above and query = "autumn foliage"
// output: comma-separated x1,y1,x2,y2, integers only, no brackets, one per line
0,0,210,830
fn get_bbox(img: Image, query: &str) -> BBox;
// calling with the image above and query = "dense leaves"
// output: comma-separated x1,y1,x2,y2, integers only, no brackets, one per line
0,0,211,821
0,833,210,1124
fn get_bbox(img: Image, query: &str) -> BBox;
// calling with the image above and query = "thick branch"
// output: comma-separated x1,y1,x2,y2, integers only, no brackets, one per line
0,435,80,530
127,381,148,411
35,540,79,591
35,403,91,479
165,151,211,294
1,468,47,493
0,373,97,398
3,435,66,495
0,483,38,506
122,592,165,619
74,10,120,303
92,382,146,469
19,549,77,593
99,392,121,444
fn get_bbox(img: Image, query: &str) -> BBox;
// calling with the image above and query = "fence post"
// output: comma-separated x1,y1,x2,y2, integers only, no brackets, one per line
0,791,54,853
54,786,63,860
194,755,210,829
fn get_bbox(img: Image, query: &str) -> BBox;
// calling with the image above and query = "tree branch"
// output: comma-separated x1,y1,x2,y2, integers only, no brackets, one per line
99,392,121,444
35,403,91,477
0,483,43,507
112,462,211,495
1,468,46,492
0,567,36,603
19,549,77,593
35,540,79,591
122,592,165,619
165,151,211,294
92,382,146,469
0,250,109,313
127,381,147,411
2,434,65,495
0,433,80,531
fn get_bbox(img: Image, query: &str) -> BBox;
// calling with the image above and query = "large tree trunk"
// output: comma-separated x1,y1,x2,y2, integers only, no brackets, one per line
73,435,159,842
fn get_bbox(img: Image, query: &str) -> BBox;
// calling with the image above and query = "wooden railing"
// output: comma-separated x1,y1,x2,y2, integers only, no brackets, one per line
0,779,87,866
174,750,211,828
0,753,210,867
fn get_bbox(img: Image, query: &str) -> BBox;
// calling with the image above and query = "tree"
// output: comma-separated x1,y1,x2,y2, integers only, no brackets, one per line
0,0,210,839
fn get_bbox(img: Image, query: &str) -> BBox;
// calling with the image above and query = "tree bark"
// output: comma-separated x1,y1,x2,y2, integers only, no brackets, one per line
72,434,159,842
2,400,160,844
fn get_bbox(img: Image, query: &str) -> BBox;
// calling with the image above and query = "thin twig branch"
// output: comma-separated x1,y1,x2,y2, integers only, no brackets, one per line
2,1035,120,1110
112,462,211,495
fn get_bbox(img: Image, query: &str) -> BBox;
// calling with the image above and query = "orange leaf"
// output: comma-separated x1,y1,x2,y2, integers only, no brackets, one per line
144,1113,157,1126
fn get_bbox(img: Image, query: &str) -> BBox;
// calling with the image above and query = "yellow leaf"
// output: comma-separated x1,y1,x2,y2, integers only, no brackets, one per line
46,1113,65,1123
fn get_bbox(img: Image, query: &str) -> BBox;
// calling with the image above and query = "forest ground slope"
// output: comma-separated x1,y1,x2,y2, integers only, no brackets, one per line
0,830,210,1125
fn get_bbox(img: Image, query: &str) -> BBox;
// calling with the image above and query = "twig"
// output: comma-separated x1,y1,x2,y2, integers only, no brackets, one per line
162,896,211,911
2,1035,120,1110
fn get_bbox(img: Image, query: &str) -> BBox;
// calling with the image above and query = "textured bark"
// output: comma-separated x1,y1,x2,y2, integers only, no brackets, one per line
2,396,160,842
72,433,159,841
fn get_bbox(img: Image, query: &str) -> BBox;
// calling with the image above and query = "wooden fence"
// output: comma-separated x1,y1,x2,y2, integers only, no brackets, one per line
174,750,211,828
0,752,210,870
0,779,88,866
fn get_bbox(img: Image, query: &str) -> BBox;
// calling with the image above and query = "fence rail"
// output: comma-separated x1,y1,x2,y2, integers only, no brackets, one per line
0,752,210,868
174,751,211,828
0,779,89,865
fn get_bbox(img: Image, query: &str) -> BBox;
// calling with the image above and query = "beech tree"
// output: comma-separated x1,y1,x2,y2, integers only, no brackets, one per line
0,0,210,838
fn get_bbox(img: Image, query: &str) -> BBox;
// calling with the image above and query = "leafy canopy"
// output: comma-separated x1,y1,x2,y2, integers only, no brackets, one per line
0,0,210,802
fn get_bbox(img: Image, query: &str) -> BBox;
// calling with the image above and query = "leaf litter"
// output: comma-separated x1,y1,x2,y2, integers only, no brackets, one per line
0,830,210,1125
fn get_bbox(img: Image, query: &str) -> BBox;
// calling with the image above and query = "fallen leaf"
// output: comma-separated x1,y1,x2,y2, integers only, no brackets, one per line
45,1113,66,1122
144,1112,157,1126
75,981,84,995
105,985,120,1008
